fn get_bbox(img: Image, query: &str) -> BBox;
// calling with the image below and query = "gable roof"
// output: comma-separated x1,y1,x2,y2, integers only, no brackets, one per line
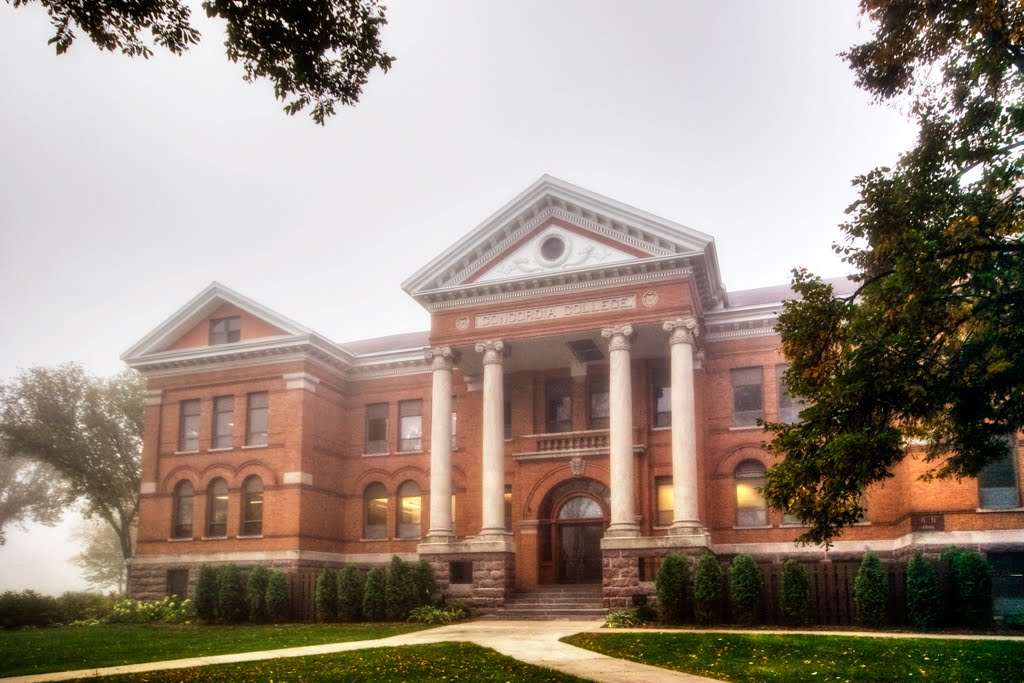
402,175,726,312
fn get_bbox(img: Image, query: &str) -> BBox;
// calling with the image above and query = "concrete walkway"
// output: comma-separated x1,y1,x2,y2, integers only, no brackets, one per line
1,620,720,683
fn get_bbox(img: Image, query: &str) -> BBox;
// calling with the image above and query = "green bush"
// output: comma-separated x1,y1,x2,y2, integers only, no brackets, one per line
854,551,889,627
780,560,811,627
363,567,386,621
246,566,270,622
407,604,468,624
729,554,763,626
445,601,471,619
55,592,117,625
264,569,290,622
385,556,418,621
1005,611,1024,629
942,547,992,628
413,559,438,606
0,590,59,628
194,565,220,622
693,554,724,625
603,609,639,628
336,565,364,622
905,553,939,630
108,596,195,624
216,564,246,623
315,569,338,622
655,553,691,624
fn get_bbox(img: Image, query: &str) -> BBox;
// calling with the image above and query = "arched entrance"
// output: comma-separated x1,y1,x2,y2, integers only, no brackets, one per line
536,478,609,584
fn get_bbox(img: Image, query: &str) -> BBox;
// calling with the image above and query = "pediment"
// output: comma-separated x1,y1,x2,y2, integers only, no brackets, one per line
402,175,724,310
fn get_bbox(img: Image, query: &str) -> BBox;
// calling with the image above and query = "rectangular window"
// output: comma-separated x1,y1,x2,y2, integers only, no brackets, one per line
451,405,458,450
588,377,609,430
178,399,200,452
504,393,512,440
731,367,764,427
449,560,472,584
545,379,573,433
776,364,800,423
245,392,268,446
656,476,673,527
398,399,423,452
209,316,241,345
979,436,1020,509
504,484,513,531
652,368,671,427
365,403,388,454
167,569,189,599
212,396,234,449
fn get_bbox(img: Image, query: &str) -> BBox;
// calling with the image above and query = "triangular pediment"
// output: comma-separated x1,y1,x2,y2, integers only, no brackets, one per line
402,175,724,310
121,282,315,362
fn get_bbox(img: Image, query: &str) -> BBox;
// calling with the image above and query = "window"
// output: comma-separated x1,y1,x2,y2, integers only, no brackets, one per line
588,377,609,429
451,408,458,450
212,396,234,449
731,367,763,427
546,379,573,433
776,364,800,423
209,316,240,345
206,478,229,537
171,480,194,539
979,436,1020,509
365,403,388,454
167,569,189,599
397,480,422,538
652,368,671,427
449,560,472,584
363,482,387,539
241,476,263,536
245,392,268,446
504,393,512,440
504,484,513,531
656,476,673,527
398,400,422,452
178,399,200,452
735,460,768,527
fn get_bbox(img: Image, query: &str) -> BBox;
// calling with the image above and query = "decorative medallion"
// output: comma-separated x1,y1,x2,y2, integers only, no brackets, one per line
642,290,659,307
569,455,586,477
455,315,470,331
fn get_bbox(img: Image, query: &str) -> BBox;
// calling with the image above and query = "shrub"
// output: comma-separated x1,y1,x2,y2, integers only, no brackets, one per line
693,554,724,625
0,590,59,628
780,560,811,627
729,554,763,626
1005,611,1024,629
194,565,220,622
942,547,992,628
246,566,270,622
336,565,364,622
445,601,471,619
217,564,246,623
385,556,417,621
363,567,386,621
412,559,438,606
264,570,290,622
854,551,888,627
655,552,690,624
315,569,338,622
109,596,194,624
905,553,940,630
603,609,639,628
407,605,468,624
631,593,656,623
55,592,117,624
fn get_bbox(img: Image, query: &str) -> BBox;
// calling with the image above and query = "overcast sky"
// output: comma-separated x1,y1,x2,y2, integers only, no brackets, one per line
0,1,916,593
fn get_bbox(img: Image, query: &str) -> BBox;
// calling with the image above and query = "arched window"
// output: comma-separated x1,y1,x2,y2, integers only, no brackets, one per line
241,476,264,536
397,480,422,539
171,480,194,539
206,478,229,537
735,460,768,527
557,495,603,520
363,482,387,539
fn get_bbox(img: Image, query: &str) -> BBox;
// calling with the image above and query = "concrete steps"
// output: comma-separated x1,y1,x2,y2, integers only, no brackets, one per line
492,585,607,620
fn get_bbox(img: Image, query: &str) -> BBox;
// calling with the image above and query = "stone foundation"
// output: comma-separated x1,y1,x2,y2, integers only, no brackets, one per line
600,533,710,609
418,537,516,613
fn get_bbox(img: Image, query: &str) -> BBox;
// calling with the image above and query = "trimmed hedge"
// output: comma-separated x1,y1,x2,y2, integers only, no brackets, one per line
729,554,762,626
942,547,992,628
780,560,810,627
315,569,338,622
246,566,270,623
656,552,691,624
693,554,723,625
337,565,364,622
854,551,888,627
363,567,387,622
905,552,939,630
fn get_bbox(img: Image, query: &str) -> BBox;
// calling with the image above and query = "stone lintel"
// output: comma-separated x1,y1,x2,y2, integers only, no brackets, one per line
601,534,710,551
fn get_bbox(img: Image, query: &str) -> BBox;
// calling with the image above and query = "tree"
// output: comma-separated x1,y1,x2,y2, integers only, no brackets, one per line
764,0,1024,545
0,455,65,545
854,551,888,627
7,0,394,125
0,365,144,561
71,517,128,593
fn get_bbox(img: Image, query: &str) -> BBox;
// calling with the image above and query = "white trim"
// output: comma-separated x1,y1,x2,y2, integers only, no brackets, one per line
144,390,163,407
710,528,1024,556
283,371,321,392
282,471,313,486
140,482,156,494
131,550,420,565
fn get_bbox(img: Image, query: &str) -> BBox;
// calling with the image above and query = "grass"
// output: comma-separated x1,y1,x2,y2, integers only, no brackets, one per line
61,642,585,683
562,631,1024,682
0,622,431,677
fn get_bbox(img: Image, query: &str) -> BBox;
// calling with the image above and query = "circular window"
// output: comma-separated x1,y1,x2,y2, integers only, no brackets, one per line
540,236,566,262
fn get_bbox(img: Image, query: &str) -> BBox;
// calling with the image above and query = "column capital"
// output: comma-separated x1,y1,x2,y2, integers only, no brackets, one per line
474,340,507,365
425,346,458,370
601,324,634,351
663,317,699,345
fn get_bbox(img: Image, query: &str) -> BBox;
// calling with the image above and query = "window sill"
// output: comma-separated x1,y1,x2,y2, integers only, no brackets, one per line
976,506,1024,513
168,536,194,542
201,536,228,541
242,443,268,449
732,525,772,530
209,447,233,452
360,537,389,542
174,450,199,455
651,426,671,432
362,451,392,458
728,425,762,432
396,536,422,541
236,534,263,539
395,450,424,455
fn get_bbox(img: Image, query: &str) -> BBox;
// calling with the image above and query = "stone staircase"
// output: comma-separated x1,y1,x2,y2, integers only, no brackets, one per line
491,584,607,620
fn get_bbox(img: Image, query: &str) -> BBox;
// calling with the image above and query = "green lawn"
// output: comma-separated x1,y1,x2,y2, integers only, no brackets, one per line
0,623,430,677
62,642,585,683
562,632,1024,682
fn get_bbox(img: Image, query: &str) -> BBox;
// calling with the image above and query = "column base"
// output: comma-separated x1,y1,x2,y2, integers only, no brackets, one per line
421,532,458,547
668,521,707,537
603,522,641,538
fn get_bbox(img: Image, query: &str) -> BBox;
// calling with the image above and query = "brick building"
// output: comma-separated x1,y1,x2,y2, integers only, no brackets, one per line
124,176,1023,611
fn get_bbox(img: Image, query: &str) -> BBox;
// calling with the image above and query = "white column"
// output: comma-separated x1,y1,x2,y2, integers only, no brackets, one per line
425,347,456,541
602,324,639,537
475,340,509,536
663,318,702,534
